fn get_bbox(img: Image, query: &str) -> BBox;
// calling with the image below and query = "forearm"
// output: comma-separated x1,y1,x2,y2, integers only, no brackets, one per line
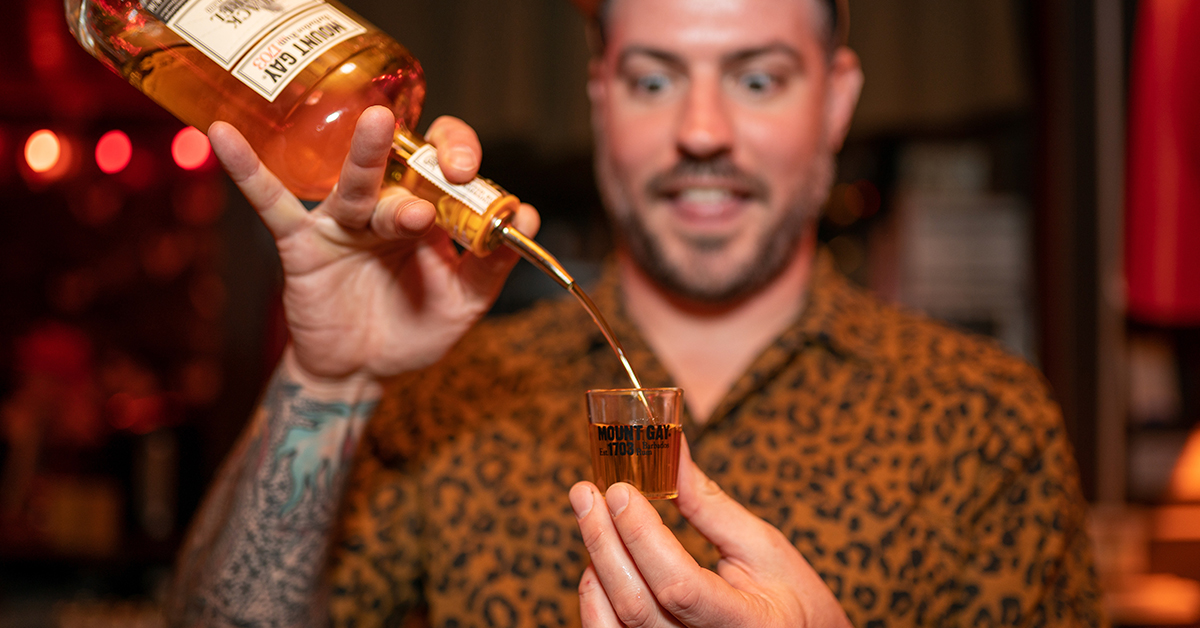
166,349,382,628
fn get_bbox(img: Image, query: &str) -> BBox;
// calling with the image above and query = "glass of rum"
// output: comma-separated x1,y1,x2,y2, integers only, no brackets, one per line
586,388,683,500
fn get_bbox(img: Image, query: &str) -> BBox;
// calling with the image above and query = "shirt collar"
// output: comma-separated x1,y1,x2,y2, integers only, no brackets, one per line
785,249,881,364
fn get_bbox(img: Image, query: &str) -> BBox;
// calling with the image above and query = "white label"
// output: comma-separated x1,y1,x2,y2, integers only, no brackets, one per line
149,0,366,102
166,0,320,68
406,145,503,214
232,6,366,101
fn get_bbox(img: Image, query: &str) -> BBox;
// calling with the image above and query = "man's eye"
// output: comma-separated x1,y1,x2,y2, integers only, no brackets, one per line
737,71,779,95
631,73,671,95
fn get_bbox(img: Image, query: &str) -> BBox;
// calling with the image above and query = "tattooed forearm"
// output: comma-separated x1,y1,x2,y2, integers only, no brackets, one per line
166,364,379,628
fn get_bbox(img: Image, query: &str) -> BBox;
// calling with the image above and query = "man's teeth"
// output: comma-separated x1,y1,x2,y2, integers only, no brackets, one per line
677,188,733,203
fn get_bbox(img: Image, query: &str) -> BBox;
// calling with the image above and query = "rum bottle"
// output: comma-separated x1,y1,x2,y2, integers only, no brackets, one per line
65,0,647,389
68,0,546,261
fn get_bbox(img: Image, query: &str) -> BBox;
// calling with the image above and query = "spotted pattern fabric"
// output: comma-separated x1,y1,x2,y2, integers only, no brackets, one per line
329,252,1105,628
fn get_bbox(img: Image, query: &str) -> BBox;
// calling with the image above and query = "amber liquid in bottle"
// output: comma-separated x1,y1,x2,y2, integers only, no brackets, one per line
66,0,645,389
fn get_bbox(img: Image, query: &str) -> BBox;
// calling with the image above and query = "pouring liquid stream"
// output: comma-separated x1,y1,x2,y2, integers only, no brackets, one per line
500,226,655,420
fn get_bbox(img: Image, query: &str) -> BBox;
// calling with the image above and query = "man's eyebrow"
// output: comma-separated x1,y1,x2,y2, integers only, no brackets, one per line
721,43,804,68
616,47,687,73
615,43,805,73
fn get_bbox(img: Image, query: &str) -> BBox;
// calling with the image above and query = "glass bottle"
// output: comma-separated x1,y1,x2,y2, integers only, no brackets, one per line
65,0,645,389
68,0,545,263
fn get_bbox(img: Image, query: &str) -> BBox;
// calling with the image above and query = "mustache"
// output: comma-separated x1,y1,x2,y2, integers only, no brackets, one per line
645,156,770,200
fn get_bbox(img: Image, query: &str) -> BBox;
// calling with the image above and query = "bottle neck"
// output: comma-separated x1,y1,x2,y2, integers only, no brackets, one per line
498,225,575,289
388,124,576,289
391,125,423,161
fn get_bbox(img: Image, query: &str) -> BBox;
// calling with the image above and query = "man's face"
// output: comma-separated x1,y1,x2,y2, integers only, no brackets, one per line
589,0,861,303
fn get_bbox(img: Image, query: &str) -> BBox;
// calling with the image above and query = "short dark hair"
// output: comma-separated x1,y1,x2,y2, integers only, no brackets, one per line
585,0,846,58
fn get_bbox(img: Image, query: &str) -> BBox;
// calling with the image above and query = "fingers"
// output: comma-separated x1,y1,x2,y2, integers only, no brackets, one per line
674,437,781,562
323,106,397,229
570,482,678,628
370,186,437,240
328,111,493,245
574,441,848,628
579,565,623,628
602,483,749,628
670,439,849,628
207,121,308,239
424,116,483,183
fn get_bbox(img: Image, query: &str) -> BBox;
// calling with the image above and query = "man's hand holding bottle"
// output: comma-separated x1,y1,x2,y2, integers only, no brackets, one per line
207,106,540,387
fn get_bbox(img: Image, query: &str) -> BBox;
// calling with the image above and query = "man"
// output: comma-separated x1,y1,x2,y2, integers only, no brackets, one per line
167,0,1105,626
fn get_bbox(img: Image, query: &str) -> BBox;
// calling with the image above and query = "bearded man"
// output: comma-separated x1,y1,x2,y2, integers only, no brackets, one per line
167,1,1105,626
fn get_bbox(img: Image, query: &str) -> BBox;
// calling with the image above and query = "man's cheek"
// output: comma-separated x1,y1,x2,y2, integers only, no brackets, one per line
612,113,673,153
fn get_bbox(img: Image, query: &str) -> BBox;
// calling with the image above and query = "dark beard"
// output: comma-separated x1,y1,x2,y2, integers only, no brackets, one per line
610,152,834,304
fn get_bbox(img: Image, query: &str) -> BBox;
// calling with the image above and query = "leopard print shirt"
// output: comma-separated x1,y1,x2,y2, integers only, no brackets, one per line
329,252,1105,628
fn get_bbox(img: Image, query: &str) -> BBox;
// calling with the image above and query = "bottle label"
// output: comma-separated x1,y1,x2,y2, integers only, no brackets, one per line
407,145,503,214
141,0,366,102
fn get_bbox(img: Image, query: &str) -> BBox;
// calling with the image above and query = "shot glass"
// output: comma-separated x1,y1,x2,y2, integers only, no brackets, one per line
586,387,683,500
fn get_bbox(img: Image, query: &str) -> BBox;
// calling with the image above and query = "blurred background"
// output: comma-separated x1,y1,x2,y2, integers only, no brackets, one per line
1,0,1198,625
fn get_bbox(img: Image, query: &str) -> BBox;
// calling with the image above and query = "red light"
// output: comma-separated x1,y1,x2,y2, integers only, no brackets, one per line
172,127,211,170
95,130,132,174
25,129,61,173
853,179,882,218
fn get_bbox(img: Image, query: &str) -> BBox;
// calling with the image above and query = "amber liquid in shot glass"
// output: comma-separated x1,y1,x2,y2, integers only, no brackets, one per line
587,388,682,500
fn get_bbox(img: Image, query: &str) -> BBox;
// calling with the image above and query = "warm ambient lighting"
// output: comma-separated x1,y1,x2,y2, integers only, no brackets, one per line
95,130,132,174
1169,427,1200,501
25,129,61,173
171,127,211,170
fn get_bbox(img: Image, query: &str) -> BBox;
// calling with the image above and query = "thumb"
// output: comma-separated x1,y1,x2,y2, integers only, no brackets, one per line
676,439,853,628
674,436,781,562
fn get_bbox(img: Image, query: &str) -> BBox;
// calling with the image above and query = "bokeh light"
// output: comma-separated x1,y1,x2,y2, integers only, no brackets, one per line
171,127,211,170
25,129,61,173
854,179,882,218
95,130,132,174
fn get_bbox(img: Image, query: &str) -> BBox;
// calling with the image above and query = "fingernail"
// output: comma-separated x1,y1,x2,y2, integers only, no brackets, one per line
606,484,630,517
447,147,477,171
570,485,594,519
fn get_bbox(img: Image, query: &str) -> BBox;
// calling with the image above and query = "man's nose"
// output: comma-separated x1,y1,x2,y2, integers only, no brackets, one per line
676,77,734,159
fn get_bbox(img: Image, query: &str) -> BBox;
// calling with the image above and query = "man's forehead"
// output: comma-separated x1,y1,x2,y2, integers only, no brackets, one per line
602,0,826,58
572,0,847,48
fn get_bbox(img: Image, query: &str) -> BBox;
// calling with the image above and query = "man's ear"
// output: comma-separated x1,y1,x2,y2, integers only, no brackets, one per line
587,57,609,135
587,58,607,105
824,47,864,152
